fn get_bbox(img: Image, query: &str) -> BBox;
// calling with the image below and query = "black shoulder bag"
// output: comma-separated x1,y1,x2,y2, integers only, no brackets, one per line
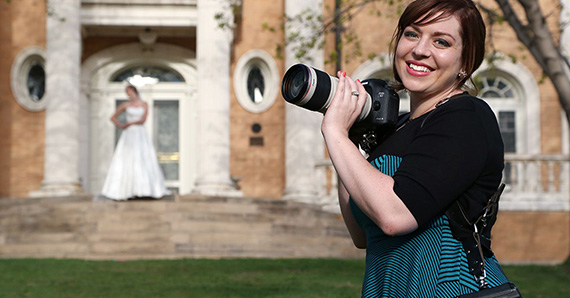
446,184,522,298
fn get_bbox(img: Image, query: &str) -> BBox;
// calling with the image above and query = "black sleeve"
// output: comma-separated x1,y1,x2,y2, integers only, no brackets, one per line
393,98,503,226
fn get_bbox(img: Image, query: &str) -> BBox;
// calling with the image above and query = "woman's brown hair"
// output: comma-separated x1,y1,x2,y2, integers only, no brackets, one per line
390,0,486,91
126,85,139,96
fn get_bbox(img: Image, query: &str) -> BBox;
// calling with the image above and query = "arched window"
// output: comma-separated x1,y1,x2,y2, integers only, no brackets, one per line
111,65,185,84
475,71,522,154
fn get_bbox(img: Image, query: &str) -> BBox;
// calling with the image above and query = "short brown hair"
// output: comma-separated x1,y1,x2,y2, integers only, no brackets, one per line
390,0,486,90
126,85,139,95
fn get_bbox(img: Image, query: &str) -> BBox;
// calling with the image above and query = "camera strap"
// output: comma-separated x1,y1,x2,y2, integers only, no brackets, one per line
411,94,505,288
445,184,505,289
397,113,411,127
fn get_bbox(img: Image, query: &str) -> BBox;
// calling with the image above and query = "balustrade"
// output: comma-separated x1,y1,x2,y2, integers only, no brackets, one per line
315,154,570,213
501,154,570,211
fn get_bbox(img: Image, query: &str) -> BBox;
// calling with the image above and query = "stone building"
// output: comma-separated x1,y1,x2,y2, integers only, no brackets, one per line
1,0,569,263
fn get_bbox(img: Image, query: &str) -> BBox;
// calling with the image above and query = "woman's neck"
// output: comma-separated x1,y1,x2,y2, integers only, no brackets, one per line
408,89,463,119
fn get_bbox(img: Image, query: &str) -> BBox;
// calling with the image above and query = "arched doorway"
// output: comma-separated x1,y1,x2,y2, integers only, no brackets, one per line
81,43,197,196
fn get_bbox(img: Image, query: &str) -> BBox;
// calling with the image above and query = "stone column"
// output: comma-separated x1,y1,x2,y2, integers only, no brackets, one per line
30,0,83,197
193,0,241,197
283,0,324,203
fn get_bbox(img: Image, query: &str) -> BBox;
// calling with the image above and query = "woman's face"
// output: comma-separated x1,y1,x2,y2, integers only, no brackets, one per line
395,13,464,100
126,87,136,98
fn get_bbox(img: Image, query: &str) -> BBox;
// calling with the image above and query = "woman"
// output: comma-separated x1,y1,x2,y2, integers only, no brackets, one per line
322,0,512,296
101,85,171,201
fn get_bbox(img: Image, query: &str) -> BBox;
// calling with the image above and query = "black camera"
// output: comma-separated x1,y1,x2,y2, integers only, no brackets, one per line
281,64,400,151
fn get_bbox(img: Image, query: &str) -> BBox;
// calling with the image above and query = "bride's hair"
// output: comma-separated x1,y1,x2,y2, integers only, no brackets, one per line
126,85,139,95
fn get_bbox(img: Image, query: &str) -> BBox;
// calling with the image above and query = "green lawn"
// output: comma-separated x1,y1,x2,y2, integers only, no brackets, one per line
0,258,568,297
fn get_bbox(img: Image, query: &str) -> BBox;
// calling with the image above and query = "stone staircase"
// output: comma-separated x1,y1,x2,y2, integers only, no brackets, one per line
0,194,364,260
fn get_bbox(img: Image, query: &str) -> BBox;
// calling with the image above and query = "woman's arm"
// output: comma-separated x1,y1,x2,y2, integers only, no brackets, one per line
338,177,367,248
110,103,128,129
322,72,418,236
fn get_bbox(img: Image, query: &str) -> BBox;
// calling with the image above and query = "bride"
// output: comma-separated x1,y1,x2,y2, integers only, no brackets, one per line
101,85,171,201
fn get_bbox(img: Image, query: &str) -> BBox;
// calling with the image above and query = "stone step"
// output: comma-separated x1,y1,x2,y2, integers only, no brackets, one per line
0,195,365,260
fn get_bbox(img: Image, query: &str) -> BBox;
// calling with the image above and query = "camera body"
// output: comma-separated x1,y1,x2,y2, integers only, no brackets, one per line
281,63,400,136
351,78,400,134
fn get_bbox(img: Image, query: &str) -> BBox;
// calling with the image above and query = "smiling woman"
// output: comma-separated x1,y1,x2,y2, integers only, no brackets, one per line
394,14,465,115
319,0,519,297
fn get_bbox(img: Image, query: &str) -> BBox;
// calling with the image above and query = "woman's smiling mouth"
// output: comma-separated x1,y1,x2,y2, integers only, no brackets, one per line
407,62,433,73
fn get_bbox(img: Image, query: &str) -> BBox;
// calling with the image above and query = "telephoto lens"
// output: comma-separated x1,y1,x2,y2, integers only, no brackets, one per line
281,64,371,122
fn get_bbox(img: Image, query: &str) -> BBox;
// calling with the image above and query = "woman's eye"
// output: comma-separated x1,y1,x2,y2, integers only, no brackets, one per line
403,31,418,39
435,39,451,47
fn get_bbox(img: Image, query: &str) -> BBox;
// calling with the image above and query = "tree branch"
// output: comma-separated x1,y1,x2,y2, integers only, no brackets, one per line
494,0,548,70
515,0,570,121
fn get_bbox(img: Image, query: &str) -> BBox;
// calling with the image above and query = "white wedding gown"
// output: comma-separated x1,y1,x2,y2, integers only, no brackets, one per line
101,106,171,201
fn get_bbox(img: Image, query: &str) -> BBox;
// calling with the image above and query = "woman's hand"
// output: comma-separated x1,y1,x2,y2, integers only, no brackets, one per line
321,71,419,237
321,71,367,140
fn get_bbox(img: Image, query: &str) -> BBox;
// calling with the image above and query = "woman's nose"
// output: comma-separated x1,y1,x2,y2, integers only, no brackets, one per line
412,39,430,57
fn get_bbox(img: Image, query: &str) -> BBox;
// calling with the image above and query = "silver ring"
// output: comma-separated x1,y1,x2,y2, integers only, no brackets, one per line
351,90,359,97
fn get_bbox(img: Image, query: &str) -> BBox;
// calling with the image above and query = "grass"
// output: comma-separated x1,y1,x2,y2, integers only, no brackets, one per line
0,258,364,298
502,261,570,298
0,258,568,297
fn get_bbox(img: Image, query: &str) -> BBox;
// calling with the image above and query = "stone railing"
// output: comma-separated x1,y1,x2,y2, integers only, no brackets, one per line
501,154,570,211
315,154,570,213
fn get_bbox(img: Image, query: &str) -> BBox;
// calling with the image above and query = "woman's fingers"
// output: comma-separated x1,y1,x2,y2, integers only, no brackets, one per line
344,76,366,116
355,79,367,110
323,71,369,133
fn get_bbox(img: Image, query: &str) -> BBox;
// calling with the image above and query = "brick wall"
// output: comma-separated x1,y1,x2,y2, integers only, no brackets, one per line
0,0,46,198
0,0,14,197
229,0,286,198
494,211,570,264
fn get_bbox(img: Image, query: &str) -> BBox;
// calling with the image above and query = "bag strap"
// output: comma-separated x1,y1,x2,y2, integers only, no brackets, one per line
414,96,505,288
445,183,506,289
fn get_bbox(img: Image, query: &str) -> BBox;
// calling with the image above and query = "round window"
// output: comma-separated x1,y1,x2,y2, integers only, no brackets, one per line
234,50,279,113
247,66,265,104
27,63,46,102
11,47,47,111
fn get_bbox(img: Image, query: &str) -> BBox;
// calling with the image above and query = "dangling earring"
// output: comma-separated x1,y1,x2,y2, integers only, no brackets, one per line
457,71,467,79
